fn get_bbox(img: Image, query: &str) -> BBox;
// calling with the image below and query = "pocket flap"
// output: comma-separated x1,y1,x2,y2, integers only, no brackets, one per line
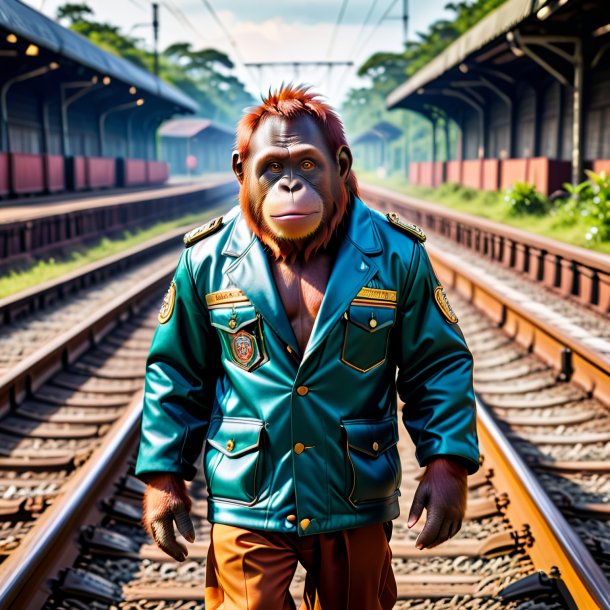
347,303,396,332
209,305,258,334
207,417,264,457
343,418,398,458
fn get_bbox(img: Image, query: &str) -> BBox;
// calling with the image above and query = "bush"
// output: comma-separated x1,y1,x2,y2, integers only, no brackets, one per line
504,182,549,216
555,171,610,245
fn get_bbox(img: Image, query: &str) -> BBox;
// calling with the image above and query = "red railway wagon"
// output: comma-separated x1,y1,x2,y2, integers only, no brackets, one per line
10,153,45,195
85,157,116,190
0,153,8,197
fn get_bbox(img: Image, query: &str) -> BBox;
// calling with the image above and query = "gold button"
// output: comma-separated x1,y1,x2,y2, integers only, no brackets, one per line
287,345,293,354
372,441,379,452
228,319,237,329
369,318,378,329
296,386,309,396
300,518,311,531
286,514,297,522
226,439,235,452
294,443,305,455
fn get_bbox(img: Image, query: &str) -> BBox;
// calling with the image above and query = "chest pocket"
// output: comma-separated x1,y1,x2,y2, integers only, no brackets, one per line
209,304,269,372
341,301,396,373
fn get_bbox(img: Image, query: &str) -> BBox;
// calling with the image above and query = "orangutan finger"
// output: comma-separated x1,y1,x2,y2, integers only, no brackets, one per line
151,518,188,562
174,504,196,543
407,483,428,528
448,520,462,539
415,510,442,549
426,518,453,549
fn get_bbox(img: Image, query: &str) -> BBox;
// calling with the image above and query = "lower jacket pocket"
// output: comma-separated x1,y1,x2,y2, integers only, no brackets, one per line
204,417,265,505
342,417,401,506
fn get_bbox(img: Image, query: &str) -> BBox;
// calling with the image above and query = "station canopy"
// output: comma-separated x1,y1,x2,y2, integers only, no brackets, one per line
0,0,197,113
159,119,234,139
386,0,570,110
352,121,403,146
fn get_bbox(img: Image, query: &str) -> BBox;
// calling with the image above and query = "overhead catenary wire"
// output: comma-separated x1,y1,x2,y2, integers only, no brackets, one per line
331,0,400,102
198,0,261,90
162,0,209,45
326,0,351,59
126,0,149,11
354,0,400,63
331,0,380,99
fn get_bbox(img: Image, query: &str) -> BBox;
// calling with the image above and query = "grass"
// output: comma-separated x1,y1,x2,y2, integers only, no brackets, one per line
0,206,227,299
360,172,610,255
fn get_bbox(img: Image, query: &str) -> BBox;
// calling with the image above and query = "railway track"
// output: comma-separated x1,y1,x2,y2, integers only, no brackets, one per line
0,191,609,608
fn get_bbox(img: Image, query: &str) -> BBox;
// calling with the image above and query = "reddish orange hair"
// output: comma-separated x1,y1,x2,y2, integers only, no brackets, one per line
236,84,359,197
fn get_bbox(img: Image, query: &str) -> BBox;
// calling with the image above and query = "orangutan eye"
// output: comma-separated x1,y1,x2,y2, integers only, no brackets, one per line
300,160,315,170
268,162,283,173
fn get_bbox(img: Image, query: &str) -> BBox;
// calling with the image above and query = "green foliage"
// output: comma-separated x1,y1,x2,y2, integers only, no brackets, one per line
0,208,226,298
504,182,549,216
554,171,610,245
56,3,254,124
342,0,506,163
360,172,610,254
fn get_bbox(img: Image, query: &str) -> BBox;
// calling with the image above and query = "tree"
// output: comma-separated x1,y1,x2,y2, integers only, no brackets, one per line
55,2,254,124
341,0,506,169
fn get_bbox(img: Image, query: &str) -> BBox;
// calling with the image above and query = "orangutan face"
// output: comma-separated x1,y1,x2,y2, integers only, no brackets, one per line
232,115,352,258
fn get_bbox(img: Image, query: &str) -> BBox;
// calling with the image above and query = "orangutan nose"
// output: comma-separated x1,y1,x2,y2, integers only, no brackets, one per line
279,178,303,193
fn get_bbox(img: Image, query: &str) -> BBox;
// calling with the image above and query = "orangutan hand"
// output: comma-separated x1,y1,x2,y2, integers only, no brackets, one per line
142,473,195,561
407,457,468,549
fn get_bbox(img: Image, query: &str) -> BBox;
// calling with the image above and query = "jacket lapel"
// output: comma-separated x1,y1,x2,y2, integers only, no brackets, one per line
302,197,382,363
224,215,299,353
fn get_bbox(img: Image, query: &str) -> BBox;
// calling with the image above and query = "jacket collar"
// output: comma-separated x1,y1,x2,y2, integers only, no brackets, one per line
223,197,382,361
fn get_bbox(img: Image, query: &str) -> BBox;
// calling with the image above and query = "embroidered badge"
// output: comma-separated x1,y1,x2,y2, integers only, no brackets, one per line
434,285,458,324
231,331,256,365
158,281,176,324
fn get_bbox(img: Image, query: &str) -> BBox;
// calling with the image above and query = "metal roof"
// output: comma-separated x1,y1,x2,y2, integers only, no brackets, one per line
386,0,540,109
159,118,234,138
352,121,403,145
0,0,198,113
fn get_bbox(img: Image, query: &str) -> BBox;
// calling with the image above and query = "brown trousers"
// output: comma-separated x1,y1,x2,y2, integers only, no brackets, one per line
205,522,397,610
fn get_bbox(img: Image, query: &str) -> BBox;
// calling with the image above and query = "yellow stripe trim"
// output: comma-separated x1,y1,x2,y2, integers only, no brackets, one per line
355,287,397,303
205,289,250,307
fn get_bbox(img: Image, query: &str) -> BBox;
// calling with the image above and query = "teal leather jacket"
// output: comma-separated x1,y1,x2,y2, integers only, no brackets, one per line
136,196,479,536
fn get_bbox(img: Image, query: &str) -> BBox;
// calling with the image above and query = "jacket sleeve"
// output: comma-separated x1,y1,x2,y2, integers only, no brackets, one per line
395,242,479,474
135,249,220,481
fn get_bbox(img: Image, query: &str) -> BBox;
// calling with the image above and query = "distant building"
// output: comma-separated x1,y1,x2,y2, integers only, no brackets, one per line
386,0,610,194
0,0,196,195
352,121,403,173
159,119,234,176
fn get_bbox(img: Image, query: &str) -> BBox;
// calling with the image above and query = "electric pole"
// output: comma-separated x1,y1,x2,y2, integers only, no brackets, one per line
152,3,159,77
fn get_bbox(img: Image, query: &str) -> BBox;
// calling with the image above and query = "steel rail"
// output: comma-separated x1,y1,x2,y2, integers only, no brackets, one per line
0,224,185,325
0,259,176,415
361,182,610,272
0,393,144,608
361,183,610,314
477,401,610,609
427,243,610,406
0,180,238,270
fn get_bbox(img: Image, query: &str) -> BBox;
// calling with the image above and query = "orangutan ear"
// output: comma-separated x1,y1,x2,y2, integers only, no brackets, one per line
336,146,352,183
232,151,244,184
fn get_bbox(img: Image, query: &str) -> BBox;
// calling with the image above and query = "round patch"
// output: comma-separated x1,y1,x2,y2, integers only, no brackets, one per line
158,281,176,324
231,331,255,364
434,285,458,324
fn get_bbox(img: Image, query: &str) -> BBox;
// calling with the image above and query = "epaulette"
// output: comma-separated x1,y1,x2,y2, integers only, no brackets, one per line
183,215,224,247
386,212,426,243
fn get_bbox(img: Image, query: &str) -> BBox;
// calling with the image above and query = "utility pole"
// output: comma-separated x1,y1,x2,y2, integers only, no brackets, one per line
152,2,159,77
402,0,409,47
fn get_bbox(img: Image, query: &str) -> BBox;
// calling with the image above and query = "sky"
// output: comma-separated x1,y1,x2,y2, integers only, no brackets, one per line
25,0,454,108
